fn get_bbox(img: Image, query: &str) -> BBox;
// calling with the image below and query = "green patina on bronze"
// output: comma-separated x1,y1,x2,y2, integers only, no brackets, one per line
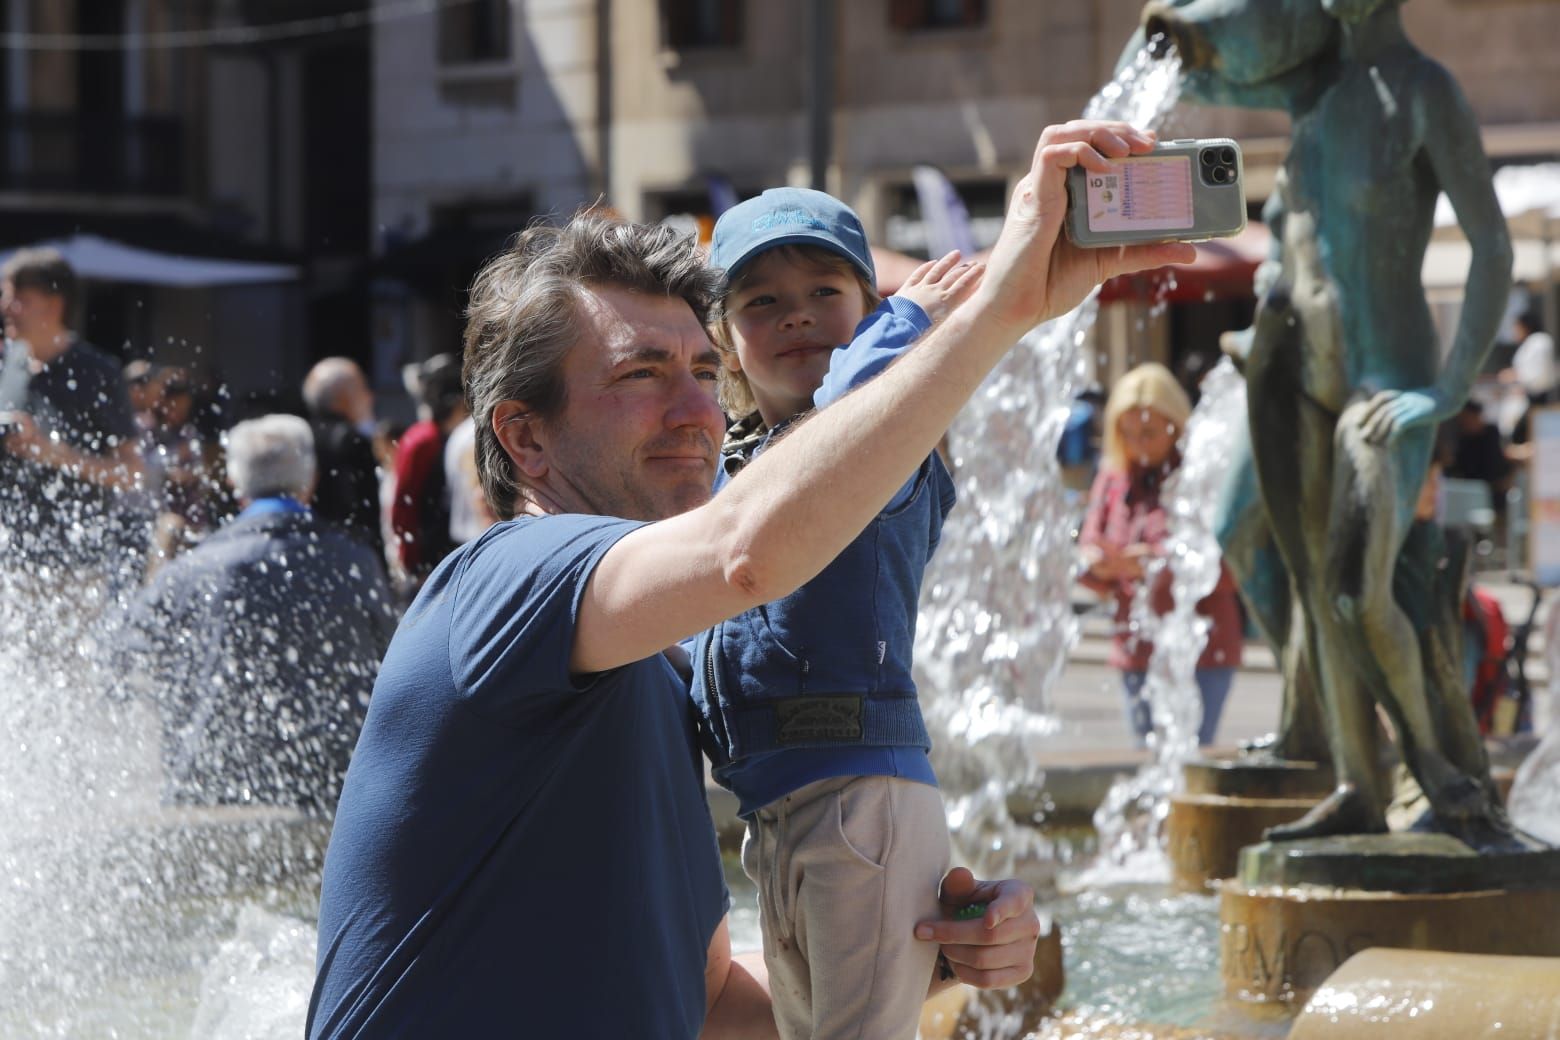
1126,0,1536,852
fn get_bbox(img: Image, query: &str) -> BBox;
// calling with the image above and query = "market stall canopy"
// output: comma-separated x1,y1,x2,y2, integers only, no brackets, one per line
1422,238,1560,291
0,234,300,288
1427,163,1560,290
1435,163,1560,241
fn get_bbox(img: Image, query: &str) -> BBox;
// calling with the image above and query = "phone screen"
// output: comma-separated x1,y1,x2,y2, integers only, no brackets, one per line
1084,155,1194,233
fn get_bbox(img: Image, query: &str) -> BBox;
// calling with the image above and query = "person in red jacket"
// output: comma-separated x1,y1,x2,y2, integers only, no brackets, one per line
1077,362,1244,747
390,353,468,592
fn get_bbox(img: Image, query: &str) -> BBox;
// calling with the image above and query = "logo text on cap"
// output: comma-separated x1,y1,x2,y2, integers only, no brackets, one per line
752,209,826,233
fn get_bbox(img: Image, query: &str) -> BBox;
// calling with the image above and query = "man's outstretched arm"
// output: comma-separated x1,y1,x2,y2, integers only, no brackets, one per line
575,121,1195,675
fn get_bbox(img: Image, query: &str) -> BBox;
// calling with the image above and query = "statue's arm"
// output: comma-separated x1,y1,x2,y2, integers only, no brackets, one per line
1421,64,1514,413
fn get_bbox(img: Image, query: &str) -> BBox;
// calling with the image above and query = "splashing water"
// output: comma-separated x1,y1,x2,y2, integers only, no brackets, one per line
914,43,1190,1038
917,42,1182,881
1089,358,1248,874
917,37,1183,864
0,389,364,1036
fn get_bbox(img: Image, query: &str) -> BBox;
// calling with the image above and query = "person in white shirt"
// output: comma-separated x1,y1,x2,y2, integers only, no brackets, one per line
1509,310,1556,405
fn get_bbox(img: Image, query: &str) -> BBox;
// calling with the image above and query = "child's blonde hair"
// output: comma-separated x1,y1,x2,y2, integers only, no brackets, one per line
1101,362,1192,473
708,244,881,420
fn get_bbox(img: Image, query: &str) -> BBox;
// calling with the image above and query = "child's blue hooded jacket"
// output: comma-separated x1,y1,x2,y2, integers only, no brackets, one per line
689,296,956,816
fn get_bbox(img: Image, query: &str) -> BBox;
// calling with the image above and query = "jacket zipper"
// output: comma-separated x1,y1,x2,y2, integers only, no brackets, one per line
702,625,721,707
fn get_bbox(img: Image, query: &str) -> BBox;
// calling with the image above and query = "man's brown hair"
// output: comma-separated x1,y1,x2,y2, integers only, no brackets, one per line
463,213,724,519
2,247,77,324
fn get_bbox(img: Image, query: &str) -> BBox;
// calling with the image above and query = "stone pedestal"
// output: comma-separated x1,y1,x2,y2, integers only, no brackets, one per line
1219,834,1560,1005
1165,758,1332,891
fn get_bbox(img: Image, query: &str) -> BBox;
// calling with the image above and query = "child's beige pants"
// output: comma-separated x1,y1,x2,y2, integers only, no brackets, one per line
741,775,952,1040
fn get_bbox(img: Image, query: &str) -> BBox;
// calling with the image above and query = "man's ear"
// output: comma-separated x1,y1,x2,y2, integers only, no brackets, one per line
719,348,743,375
492,402,548,480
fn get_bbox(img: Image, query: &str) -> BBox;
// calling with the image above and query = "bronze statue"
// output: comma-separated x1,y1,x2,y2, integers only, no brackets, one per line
1137,0,1524,846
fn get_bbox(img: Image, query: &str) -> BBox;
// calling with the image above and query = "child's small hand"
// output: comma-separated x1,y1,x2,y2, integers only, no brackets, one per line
915,866,1042,990
895,250,986,326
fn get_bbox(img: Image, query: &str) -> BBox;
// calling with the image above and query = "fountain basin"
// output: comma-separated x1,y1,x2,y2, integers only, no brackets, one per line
1221,879,1560,1005
1290,948,1560,1039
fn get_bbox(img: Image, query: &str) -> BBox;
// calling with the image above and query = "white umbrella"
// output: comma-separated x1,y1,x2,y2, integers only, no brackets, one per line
0,234,299,288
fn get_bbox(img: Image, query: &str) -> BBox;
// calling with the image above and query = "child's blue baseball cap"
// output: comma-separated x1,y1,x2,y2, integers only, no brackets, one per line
709,187,876,285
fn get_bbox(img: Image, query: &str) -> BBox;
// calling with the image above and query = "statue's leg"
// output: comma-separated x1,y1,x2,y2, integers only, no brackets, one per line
1215,445,1327,763
1267,599,1387,839
1213,419,1275,638
1242,299,1320,614
1276,586,1329,764
1323,411,1483,822
1399,523,1493,785
1394,519,1523,848
1242,302,1379,835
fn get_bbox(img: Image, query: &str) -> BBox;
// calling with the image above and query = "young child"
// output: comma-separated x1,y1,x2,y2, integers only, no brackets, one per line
689,187,984,1040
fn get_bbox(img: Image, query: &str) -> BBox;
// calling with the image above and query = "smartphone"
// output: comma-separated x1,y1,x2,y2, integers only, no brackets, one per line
1065,139,1246,248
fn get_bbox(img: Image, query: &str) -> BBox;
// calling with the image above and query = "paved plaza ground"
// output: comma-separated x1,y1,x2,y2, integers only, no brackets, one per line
1054,576,1553,756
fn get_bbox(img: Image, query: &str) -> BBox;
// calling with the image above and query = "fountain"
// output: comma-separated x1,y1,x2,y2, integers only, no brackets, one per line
917,26,1186,887
0,411,347,1038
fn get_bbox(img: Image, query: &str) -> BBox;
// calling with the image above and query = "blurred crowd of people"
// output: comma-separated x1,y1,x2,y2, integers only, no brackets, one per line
1,246,495,812
1434,304,1556,531
1067,301,1555,748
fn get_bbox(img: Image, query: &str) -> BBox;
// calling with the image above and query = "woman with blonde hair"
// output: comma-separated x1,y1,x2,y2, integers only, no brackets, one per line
1077,362,1243,747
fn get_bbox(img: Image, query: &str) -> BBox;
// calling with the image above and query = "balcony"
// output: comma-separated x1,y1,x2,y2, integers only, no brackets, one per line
0,112,187,197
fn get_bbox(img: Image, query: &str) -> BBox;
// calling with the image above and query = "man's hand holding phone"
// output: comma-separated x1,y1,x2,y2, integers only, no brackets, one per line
1065,139,1247,249
972,121,1196,337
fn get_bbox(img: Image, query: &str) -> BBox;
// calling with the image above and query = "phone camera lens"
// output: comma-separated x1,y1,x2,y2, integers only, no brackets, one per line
1219,147,1236,166
1200,149,1218,166
1211,166,1230,184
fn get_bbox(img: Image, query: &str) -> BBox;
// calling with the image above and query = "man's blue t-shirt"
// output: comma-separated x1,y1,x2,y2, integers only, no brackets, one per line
308,514,728,1039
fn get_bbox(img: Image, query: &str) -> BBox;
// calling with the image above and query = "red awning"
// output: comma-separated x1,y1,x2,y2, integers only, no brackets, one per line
1098,221,1271,303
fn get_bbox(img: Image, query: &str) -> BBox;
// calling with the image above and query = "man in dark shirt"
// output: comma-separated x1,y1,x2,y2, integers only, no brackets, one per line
302,357,385,564
118,414,395,811
1445,399,1512,518
0,248,146,577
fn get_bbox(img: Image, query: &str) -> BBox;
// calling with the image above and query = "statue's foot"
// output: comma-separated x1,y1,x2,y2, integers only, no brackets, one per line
1238,729,1329,767
1237,732,1281,760
1265,784,1386,842
1412,750,1506,826
1237,732,1310,765
1411,799,1541,854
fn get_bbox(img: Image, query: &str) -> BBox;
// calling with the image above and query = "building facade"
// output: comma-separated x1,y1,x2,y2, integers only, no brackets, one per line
372,0,1560,382
1,0,372,410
